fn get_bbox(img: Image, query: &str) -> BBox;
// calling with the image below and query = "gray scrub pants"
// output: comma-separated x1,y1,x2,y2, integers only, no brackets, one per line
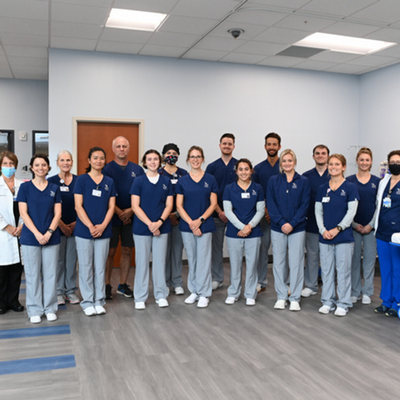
21,244,59,318
304,232,320,292
319,242,354,310
57,235,78,296
351,230,376,298
271,230,305,302
227,237,261,300
133,234,168,302
75,237,109,310
257,217,271,287
211,218,227,284
181,231,212,298
166,224,184,289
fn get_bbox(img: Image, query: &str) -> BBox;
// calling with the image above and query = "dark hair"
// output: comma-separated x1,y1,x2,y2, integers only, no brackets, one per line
86,147,106,173
220,133,235,143
328,154,346,177
235,158,253,171
162,143,180,155
30,153,51,177
0,151,19,170
142,149,162,169
388,150,400,162
313,144,330,155
265,132,281,145
186,146,204,162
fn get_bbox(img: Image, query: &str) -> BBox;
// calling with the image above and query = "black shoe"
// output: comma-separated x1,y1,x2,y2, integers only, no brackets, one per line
9,303,24,312
117,283,133,298
0,308,7,315
374,304,389,314
106,284,113,300
385,308,397,317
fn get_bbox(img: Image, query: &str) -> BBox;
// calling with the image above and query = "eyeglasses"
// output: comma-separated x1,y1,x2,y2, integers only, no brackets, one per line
189,156,202,160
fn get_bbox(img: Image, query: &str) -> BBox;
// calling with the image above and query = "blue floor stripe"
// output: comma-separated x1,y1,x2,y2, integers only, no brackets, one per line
0,325,71,340
19,288,26,294
0,355,76,375
58,304,67,310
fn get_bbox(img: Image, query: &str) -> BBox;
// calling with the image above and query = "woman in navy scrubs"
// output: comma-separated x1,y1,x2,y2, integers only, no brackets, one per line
267,149,310,311
223,159,264,306
18,154,62,324
374,150,400,317
176,146,218,308
74,147,116,317
48,150,79,306
159,143,187,296
346,148,379,305
130,149,173,310
315,154,359,317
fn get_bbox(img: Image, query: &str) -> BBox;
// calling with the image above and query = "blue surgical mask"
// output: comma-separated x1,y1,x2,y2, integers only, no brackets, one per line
2,167,16,178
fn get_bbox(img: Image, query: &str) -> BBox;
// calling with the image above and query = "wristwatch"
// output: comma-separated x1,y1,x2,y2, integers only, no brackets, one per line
200,217,205,224
336,226,343,232
47,229,54,234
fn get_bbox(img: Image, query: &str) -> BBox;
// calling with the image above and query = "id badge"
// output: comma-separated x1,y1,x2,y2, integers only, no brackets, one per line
60,186,69,192
383,196,391,208
92,189,102,197
241,192,250,199
322,197,330,203
171,179,178,185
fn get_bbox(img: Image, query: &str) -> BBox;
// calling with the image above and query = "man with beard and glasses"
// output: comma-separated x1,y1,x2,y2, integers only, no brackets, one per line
206,133,237,290
253,132,282,293
302,145,330,298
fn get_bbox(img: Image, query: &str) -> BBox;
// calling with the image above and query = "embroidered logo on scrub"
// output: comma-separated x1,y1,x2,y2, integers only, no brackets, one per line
292,183,297,189
252,190,257,196
204,182,209,188
371,183,377,189
50,191,55,197
104,184,109,191
131,172,136,177
163,184,167,190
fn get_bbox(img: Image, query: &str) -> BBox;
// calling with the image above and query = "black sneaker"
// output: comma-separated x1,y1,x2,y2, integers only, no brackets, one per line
117,283,133,298
385,308,397,317
374,304,388,314
106,284,113,300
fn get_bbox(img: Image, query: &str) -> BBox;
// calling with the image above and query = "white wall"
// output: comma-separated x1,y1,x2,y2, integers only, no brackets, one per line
360,62,400,172
49,49,360,175
0,78,48,179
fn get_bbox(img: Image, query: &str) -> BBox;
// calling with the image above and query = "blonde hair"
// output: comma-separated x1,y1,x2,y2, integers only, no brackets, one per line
279,149,297,173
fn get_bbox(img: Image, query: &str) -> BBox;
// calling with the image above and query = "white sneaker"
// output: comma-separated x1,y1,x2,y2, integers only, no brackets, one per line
225,297,237,305
84,306,96,316
57,295,65,305
30,315,41,324
301,288,317,298
362,295,371,305
246,298,256,306
289,301,301,311
156,299,169,308
319,305,335,314
274,300,287,310
197,297,209,308
174,287,185,295
334,307,348,317
351,296,361,304
212,281,223,290
95,305,106,315
46,313,57,322
257,283,266,293
135,302,146,310
184,293,199,304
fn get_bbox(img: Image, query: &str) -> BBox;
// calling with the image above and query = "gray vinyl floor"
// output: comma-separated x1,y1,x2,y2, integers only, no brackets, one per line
1,262,400,400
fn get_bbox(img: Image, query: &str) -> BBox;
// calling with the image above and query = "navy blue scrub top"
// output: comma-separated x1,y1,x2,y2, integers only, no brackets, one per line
158,166,188,213
252,159,280,200
17,181,62,246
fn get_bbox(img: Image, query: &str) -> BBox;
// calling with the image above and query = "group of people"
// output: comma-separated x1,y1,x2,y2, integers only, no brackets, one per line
1,132,400,323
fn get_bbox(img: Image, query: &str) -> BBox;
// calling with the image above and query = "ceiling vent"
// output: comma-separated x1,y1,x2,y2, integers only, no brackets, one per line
276,46,325,58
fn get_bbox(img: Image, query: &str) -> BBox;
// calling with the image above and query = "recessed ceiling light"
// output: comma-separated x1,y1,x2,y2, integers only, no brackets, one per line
294,32,396,55
106,9,167,32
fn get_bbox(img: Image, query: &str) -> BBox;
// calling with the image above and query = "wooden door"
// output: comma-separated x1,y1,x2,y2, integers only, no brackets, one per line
77,122,140,267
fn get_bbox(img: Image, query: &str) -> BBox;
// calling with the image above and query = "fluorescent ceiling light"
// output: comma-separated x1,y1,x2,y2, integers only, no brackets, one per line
294,32,397,55
106,9,167,32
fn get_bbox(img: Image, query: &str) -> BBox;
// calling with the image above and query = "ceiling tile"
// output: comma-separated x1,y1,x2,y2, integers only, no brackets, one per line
253,27,310,44
112,0,179,14
101,28,153,44
209,21,268,40
139,44,186,57
195,36,246,52
3,45,48,57
347,54,398,67
364,28,400,43
159,15,218,35
0,0,48,20
172,0,240,19
350,0,400,24
299,0,378,18
245,0,310,10
50,37,97,51
96,41,143,54
234,41,286,55
227,9,287,26
257,55,303,67
182,48,229,61
274,14,337,31
51,2,110,25
0,17,48,35
53,0,113,6
0,33,48,47
147,31,201,47
309,51,362,63
219,52,267,64
374,44,400,57
292,59,339,71
8,56,48,67
321,21,381,37
51,21,103,39
0,64,13,78
325,63,372,74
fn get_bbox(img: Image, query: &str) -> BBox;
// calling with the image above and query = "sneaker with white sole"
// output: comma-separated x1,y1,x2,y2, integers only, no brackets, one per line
30,315,41,324
212,281,223,291
319,305,335,314
65,293,80,304
197,297,209,308
156,299,169,308
351,295,361,304
334,307,348,317
289,301,301,311
46,313,57,322
84,306,96,316
257,283,266,293
301,288,317,298
362,295,371,305
184,293,199,304
117,283,133,298
57,295,65,306
95,305,106,315
135,302,146,310
225,297,237,305
246,298,256,306
173,287,185,295
274,300,287,310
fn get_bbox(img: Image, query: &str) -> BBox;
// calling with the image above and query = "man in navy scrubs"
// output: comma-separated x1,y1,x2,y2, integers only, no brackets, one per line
253,132,281,292
205,133,237,290
302,144,330,298
103,136,144,299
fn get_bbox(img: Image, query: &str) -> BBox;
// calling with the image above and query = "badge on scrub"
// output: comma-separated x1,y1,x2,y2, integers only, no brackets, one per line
92,189,102,197
171,179,178,185
60,186,69,192
383,196,391,208
322,197,330,203
241,192,250,199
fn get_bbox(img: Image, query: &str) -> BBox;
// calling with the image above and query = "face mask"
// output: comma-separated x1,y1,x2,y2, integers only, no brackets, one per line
165,155,178,165
2,167,16,178
389,164,400,176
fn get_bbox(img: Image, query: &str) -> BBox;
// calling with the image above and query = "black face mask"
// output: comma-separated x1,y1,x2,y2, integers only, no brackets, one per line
389,164,400,176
